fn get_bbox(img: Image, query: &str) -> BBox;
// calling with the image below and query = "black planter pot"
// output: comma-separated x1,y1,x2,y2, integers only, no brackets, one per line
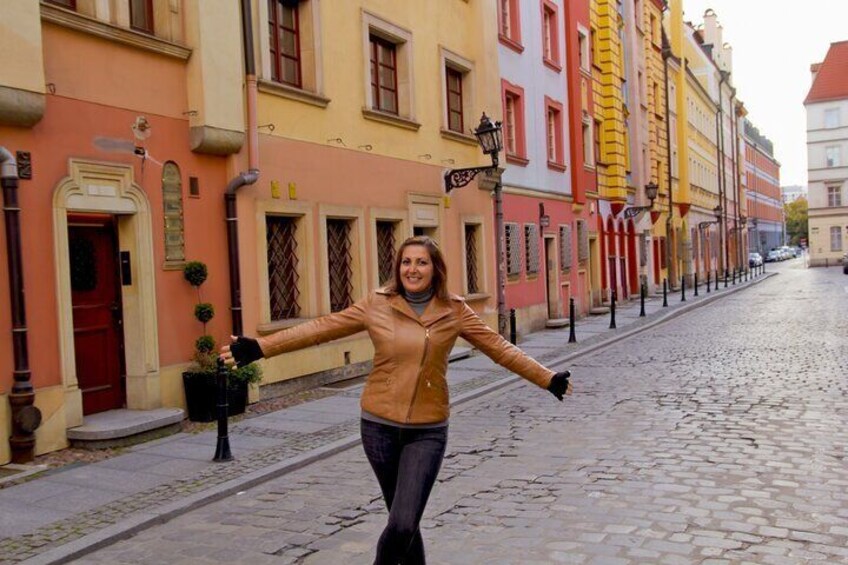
182,372,249,422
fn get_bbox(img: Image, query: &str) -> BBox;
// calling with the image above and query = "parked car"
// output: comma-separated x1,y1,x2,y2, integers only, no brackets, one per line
748,252,763,267
843,252,848,274
765,250,780,263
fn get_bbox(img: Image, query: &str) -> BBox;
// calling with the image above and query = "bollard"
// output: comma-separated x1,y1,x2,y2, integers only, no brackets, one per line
694,272,699,297
639,282,646,317
732,268,736,285
509,308,517,345
715,269,720,291
609,290,617,329
681,275,686,302
662,278,668,307
706,271,711,293
724,269,729,288
568,297,577,343
213,358,233,462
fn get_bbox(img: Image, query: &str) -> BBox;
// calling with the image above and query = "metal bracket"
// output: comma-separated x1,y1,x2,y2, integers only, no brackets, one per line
444,166,494,193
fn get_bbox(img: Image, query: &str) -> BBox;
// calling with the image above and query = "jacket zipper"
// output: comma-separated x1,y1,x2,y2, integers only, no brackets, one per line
405,327,430,423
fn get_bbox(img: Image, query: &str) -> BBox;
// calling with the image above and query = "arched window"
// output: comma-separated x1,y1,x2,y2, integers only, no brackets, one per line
162,161,185,263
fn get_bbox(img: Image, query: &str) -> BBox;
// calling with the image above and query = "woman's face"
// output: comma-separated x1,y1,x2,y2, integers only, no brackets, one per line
399,245,434,294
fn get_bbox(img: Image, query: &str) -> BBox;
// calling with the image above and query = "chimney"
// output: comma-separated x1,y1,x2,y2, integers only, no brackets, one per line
810,63,822,84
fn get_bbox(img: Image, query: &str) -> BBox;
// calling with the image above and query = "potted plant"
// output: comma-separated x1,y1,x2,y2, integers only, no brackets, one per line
181,261,262,421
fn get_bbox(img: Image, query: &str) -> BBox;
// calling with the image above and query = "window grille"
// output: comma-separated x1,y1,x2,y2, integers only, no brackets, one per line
376,221,396,286
525,224,539,274
327,219,354,312
577,220,589,261
559,225,572,271
266,216,301,320
162,162,184,262
465,224,479,294
505,223,521,276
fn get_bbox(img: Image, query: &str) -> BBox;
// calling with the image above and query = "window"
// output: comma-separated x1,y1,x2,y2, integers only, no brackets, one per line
502,81,527,163
267,216,301,320
591,28,600,67
559,225,572,271
576,220,589,262
499,0,521,49
370,35,398,115
326,219,353,312
541,1,560,69
46,0,75,7
545,97,565,169
594,119,603,164
464,224,481,294
582,118,593,166
446,67,464,133
826,146,841,168
830,226,843,252
376,221,397,286
161,162,184,263
269,0,301,87
577,28,590,72
505,223,522,276
129,0,153,34
824,108,840,129
525,224,539,274
828,185,842,207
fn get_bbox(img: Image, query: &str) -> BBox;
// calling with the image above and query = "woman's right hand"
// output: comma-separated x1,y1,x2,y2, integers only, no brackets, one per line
220,335,263,368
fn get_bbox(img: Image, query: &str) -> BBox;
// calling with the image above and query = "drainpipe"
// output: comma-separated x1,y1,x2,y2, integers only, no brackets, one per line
1,147,41,463
226,0,261,337
661,29,675,288
730,91,742,266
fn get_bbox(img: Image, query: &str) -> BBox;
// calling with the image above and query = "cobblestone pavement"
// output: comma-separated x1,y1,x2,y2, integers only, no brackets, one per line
65,265,848,563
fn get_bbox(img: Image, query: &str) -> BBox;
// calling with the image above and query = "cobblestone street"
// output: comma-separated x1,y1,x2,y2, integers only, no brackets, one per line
79,263,848,565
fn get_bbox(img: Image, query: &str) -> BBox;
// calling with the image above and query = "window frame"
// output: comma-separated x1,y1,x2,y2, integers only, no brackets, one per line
498,0,523,52
545,96,566,170
129,0,154,34
827,185,842,207
577,26,591,73
824,107,840,129
370,34,399,115
825,145,841,168
541,0,561,71
524,223,540,275
502,80,528,165
439,48,475,139
461,218,486,297
369,208,407,290
505,222,523,278
268,0,303,88
318,204,367,315
45,0,76,8
362,11,415,124
830,226,843,252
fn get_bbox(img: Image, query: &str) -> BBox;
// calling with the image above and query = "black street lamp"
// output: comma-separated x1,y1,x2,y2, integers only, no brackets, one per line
698,205,722,230
444,113,509,336
623,181,659,220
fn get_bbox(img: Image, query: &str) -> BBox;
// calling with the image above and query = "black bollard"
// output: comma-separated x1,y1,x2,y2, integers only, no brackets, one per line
694,273,699,297
681,275,686,302
639,282,646,317
706,271,711,293
732,268,736,285
715,269,720,291
662,278,668,307
213,358,233,462
724,269,728,288
568,297,577,343
609,290,617,329
509,308,517,345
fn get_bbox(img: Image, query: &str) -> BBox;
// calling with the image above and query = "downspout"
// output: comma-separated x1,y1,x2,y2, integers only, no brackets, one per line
730,91,742,265
1,147,41,463
226,0,261,336
716,71,727,274
661,29,675,287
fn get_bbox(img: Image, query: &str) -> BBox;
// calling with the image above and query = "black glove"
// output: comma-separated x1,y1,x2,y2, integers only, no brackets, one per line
230,336,263,368
547,371,571,401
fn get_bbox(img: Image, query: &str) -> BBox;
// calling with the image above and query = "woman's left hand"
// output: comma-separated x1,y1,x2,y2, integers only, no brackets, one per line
547,371,572,401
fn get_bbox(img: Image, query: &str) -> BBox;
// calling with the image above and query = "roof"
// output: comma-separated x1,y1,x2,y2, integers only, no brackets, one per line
805,40,848,104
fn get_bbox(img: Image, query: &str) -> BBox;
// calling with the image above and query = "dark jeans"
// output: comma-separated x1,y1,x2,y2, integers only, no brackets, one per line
361,419,448,565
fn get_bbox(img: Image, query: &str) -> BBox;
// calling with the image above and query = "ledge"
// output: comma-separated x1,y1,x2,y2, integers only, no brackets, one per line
0,86,45,128
463,292,491,302
361,108,421,131
547,160,567,172
506,153,530,167
258,79,331,108
41,3,192,60
499,34,524,54
440,128,479,146
543,58,563,73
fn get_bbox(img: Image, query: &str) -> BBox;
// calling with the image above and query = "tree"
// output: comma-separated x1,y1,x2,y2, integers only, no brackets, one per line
784,197,808,246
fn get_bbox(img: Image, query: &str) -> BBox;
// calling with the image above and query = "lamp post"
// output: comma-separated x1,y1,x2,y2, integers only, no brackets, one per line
752,217,760,256
444,113,508,336
623,181,659,220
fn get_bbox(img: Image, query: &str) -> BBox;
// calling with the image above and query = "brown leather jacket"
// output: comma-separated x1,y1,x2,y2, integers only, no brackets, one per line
258,289,555,424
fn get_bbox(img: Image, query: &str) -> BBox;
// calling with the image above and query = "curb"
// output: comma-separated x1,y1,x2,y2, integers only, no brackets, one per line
24,272,775,564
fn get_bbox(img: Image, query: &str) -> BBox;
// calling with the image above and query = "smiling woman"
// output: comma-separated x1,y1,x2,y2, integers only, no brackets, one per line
220,235,572,563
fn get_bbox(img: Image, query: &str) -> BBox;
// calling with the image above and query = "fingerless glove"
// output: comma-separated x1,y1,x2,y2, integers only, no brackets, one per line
547,370,571,401
230,336,263,368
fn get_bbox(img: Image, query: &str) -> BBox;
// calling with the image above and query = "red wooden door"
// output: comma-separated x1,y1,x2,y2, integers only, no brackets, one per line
69,216,125,415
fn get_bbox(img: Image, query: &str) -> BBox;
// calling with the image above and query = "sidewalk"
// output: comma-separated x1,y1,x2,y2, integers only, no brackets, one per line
0,270,773,564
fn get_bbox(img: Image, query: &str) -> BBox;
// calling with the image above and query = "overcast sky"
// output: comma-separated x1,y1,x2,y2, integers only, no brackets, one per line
680,0,848,187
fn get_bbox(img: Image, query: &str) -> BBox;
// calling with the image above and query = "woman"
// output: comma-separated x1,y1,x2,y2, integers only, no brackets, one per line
221,236,572,564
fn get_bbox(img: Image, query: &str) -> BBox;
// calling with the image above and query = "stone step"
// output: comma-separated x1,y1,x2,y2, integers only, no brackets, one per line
589,306,610,315
67,408,184,449
545,318,570,329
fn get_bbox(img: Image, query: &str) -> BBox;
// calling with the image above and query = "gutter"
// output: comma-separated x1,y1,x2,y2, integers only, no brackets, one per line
226,0,261,337
1,146,41,463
